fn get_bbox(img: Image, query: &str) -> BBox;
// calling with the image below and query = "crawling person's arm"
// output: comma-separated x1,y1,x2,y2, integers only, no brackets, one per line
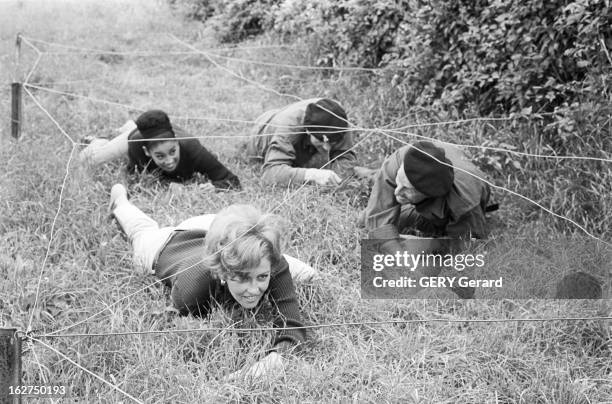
173,127,241,190
227,256,306,381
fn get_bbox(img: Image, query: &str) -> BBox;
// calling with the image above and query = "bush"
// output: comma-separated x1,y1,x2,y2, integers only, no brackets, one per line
173,0,611,114
168,0,217,22
393,0,612,115
273,0,406,68
170,0,280,42
271,0,611,114
171,0,612,235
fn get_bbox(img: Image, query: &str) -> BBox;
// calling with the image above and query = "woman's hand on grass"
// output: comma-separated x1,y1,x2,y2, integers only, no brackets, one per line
199,182,215,192
226,352,284,382
168,182,183,194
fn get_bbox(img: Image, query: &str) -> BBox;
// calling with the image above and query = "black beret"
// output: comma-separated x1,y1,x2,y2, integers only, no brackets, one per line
303,99,348,143
135,110,175,140
403,141,454,197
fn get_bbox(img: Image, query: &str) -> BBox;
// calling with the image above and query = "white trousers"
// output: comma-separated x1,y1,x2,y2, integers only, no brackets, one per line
112,201,317,281
79,120,136,165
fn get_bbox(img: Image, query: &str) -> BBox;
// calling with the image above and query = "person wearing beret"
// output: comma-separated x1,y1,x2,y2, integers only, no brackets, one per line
364,140,491,250
80,110,241,191
246,98,357,186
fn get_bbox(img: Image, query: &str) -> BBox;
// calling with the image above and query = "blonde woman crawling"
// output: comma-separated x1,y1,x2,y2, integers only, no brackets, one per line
109,184,317,379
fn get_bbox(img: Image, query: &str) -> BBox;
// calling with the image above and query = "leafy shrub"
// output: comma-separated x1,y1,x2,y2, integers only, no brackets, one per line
173,0,611,116
170,0,280,42
394,0,612,115
168,0,217,22
272,0,611,114
214,0,280,42
273,0,406,68
288,0,612,236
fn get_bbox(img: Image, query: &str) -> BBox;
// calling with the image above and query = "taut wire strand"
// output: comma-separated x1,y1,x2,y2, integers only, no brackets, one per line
378,131,612,247
30,316,612,339
26,146,78,333
24,84,147,114
193,49,393,72
22,34,390,71
169,34,303,102
23,87,77,143
24,84,612,163
21,33,611,344
20,35,43,84
370,126,612,163
28,336,145,404
45,130,374,337
22,35,294,54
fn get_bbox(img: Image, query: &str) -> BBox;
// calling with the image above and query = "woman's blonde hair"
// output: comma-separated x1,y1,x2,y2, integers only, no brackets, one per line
202,204,284,278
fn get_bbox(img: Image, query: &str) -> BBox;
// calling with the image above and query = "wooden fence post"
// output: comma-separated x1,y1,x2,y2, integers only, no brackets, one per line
0,329,22,404
11,33,23,139
11,83,22,139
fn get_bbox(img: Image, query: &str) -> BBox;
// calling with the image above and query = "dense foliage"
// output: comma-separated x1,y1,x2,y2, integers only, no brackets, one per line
173,0,611,112
169,0,281,42
171,0,612,235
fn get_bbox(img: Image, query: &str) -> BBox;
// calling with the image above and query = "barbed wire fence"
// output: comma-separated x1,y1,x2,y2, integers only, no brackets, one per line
5,32,611,403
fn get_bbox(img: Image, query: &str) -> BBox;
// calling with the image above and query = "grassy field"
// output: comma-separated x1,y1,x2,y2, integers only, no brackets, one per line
1,0,610,402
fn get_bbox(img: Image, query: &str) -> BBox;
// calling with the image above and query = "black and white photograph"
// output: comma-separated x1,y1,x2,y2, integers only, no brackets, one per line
0,0,610,402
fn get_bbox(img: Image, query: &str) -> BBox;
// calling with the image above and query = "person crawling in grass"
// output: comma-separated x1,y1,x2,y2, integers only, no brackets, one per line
362,140,494,252
109,183,317,379
360,140,495,298
80,109,241,191
246,98,358,186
